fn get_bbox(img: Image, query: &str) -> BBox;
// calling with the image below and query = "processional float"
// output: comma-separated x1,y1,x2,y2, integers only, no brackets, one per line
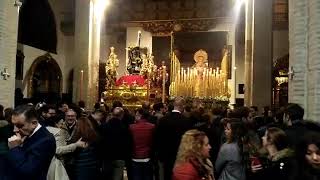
102,34,168,108
169,48,231,101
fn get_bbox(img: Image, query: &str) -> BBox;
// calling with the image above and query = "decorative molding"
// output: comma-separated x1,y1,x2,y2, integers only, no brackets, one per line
106,0,232,25
141,19,217,36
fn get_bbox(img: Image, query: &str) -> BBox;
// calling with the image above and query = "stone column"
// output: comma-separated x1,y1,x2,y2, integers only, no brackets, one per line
289,0,320,121
244,0,273,109
74,0,101,108
244,0,253,106
307,0,320,121
288,0,308,108
0,0,19,108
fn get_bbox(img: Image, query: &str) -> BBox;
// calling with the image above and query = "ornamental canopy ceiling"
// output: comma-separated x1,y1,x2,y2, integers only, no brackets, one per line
104,0,288,34
105,0,233,35
106,0,233,22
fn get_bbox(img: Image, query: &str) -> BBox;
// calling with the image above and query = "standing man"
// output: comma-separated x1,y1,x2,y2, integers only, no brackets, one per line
153,102,166,122
101,107,131,180
155,97,193,180
88,109,105,131
129,108,155,180
283,103,307,148
38,105,57,126
64,109,77,136
5,105,56,180
57,102,69,118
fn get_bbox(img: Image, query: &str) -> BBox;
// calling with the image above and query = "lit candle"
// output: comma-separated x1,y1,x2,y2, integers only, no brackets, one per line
184,69,187,95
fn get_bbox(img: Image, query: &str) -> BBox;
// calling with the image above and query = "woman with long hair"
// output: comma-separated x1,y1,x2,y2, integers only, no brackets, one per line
255,127,297,180
215,118,246,180
68,117,99,180
173,129,214,180
296,132,320,180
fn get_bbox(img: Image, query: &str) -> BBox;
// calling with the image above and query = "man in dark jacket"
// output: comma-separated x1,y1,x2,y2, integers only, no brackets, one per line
155,97,193,180
101,107,131,180
4,105,56,180
283,103,308,148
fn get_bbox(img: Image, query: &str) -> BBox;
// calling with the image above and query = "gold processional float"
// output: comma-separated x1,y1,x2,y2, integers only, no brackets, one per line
102,34,230,108
102,46,168,108
170,49,230,101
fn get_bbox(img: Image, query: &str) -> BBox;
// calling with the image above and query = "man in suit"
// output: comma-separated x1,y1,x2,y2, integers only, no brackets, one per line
155,97,194,180
5,105,56,180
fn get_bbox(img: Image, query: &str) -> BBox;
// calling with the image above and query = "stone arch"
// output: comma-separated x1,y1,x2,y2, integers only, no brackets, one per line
26,54,62,103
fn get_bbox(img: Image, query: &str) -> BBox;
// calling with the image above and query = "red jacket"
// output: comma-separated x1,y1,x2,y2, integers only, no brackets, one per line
173,162,203,180
129,120,155,159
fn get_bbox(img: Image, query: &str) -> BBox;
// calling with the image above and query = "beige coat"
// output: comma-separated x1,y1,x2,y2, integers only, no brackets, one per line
46,127,78,180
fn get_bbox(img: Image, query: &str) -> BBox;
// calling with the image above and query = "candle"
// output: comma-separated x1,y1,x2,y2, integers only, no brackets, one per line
181,67,184,83
187,67,190,82
162,65,166,103
187,67,190,96
137,31,142,47
80,70,84,100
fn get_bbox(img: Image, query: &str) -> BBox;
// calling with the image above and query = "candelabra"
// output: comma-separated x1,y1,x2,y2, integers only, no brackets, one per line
170,52,230,100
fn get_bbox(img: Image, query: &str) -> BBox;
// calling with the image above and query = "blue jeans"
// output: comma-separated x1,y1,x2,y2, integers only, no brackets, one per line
132,161,153,180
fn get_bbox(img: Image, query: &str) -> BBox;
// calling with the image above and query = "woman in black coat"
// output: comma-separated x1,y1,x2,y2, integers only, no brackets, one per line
251,127,298,180
296,132,320,180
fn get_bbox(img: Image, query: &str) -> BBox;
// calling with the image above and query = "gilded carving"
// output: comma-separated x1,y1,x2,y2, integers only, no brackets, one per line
141,19,216,36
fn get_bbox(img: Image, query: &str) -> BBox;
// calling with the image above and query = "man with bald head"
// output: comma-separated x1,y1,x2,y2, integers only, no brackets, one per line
155,97,193,180
100,107,131,180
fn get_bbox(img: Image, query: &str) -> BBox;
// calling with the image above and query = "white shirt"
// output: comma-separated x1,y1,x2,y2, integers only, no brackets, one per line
29,123,42,138
132,158,150,162
172,110,181,113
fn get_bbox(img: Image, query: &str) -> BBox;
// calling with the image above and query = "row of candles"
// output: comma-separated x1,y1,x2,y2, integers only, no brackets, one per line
170,67,229,98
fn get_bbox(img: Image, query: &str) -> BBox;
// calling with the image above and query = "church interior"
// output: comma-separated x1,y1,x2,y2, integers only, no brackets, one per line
1,0,319,121
3,1,320,180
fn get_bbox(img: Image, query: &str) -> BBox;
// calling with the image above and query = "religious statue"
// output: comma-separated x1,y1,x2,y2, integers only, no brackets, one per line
140,53,156,77
140,54,149,75
105,47,119,89
220,47,229,78
193,49,208,75
127,46,143,74
193,49,208,97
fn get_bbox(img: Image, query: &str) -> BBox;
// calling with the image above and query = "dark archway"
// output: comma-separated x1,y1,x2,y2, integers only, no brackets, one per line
27,54,62,103
273,54,289,107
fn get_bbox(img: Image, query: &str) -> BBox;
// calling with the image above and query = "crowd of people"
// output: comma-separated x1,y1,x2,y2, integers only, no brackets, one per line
0,98,319,180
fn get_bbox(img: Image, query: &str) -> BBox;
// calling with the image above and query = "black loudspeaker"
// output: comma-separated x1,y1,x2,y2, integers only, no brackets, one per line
238,84,244,94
